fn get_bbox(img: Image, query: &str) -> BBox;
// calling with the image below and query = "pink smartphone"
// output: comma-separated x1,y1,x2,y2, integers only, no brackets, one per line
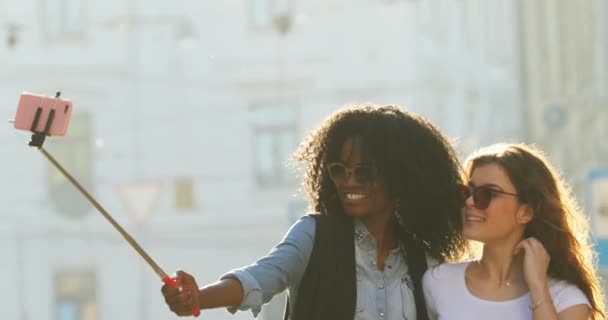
13,92,73,136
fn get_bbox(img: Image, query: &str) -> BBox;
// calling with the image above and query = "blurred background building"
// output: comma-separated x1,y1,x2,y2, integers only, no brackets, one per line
520,0,608,195
0,0,606,319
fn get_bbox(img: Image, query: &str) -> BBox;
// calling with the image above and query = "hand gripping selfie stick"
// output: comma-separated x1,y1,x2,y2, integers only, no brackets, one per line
25,92,200,317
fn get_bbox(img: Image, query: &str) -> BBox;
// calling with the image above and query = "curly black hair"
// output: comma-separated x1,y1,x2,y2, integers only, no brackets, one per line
292,104,468,261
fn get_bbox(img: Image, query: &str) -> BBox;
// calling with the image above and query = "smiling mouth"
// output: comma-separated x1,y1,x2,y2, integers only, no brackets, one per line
344,193,367,200
464,215,486,223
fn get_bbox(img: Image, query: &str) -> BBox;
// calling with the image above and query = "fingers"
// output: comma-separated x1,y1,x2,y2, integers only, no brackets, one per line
164,286,197,316
528,237,550,261
513,239,528,255
513,242,522,255
189,284,201,313
524,237,548,253
175,270,200,311
177,270,195,285
167,290,196,315
514,237,550,261
161,270,200,316
164,288,191,304
161,283,180,298
527,237,545,250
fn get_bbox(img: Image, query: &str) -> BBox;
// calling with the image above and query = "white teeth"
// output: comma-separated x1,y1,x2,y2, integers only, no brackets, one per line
346,193,366,200
466,216,485,222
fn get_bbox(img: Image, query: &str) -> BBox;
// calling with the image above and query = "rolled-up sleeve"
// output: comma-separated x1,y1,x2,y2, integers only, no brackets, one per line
220,215,316,317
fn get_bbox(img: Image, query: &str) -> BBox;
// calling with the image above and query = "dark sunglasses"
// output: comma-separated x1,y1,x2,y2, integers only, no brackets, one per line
327,162,374,184
458,183,519,210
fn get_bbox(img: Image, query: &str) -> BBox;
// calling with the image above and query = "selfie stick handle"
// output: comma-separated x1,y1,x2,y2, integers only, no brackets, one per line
27,92,200,317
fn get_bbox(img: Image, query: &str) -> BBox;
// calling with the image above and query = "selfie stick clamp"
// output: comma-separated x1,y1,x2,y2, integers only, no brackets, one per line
24,91,200,317
27,91,60,148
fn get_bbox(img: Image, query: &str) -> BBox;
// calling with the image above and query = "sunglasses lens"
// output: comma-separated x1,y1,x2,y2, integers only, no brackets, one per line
328,164,346,181
354,167,373,183
473,187,492,210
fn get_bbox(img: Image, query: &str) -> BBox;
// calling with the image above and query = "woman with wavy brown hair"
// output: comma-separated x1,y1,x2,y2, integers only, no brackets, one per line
160,104,468,320
423,143,606,320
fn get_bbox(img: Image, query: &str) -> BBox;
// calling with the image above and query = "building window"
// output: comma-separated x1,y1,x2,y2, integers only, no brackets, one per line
55,270,97,320
251,104,298,187
252,0,272,27
48,112,92,219
43,0,85,39
175,178,196,210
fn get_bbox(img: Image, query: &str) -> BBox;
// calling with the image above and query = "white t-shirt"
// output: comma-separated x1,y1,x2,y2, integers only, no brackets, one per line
422,261,590,320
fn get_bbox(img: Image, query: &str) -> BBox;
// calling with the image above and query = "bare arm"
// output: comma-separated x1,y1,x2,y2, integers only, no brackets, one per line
161,271,245,316
558,304,592,320
161,216,316,317
198,278,245,309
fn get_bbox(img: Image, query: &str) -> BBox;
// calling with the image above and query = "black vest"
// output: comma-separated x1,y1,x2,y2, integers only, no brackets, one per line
284,214,429,320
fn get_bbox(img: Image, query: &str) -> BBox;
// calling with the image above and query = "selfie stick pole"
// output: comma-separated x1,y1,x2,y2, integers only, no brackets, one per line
26,92,200,317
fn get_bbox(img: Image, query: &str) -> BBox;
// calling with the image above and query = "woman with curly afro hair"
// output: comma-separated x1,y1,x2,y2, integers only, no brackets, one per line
161,104,469,320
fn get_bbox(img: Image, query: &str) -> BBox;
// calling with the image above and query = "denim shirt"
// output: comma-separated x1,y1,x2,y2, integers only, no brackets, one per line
221,215,417,320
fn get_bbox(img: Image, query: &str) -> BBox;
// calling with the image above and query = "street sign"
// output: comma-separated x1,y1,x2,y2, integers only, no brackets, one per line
587,168,608,267
115,181,164,228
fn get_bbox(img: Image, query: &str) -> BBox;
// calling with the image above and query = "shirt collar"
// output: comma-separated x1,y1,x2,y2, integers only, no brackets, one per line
353,218,374,244
353,218,405,254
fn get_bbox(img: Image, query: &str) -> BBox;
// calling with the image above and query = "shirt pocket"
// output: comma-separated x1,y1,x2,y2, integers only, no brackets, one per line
356,278,366,313
400,276,415,320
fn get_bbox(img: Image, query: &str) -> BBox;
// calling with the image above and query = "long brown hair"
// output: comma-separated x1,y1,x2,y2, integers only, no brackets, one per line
465,143,605,319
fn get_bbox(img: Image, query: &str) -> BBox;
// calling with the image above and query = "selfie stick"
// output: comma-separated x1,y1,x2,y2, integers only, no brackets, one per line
26,92,200,317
